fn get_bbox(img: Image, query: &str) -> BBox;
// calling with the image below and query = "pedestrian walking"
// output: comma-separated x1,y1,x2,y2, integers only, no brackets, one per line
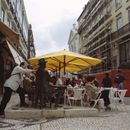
114,70,125,89
0,62,35,116
102,73,112,110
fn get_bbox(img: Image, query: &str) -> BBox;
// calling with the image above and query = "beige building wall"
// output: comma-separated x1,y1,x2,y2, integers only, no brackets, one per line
111,0,130,32
110,0,130,68
0,0,35,60
78,0,130,73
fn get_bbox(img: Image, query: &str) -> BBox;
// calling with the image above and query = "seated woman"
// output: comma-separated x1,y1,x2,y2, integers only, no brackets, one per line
84,76,99,107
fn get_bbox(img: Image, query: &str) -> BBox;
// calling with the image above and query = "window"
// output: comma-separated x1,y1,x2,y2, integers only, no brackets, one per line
112,56,117,69
116,14,122,30
120,41,130,63
106,5,111,15
115,0,122,9
120,43,126,63
7,18,10,27
128,9,130,22
1,8,5,22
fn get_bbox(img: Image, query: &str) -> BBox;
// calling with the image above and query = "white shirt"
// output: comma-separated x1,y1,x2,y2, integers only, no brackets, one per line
56,78,63,85
4,66,32,91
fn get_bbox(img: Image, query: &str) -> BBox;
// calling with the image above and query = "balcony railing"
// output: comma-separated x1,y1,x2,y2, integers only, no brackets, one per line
84,12,111,38
111,23,130,41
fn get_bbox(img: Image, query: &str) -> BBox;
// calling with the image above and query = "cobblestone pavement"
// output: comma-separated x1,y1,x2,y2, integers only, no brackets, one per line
0,94,130,130
40,109,130,130
0,118,47,130
0,106,130,130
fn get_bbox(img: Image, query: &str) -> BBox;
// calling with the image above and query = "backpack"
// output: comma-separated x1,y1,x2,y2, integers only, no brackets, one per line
114,74,125,84
5,63,18,79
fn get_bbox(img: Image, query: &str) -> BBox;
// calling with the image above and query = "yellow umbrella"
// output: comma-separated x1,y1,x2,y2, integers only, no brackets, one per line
29,50,102,72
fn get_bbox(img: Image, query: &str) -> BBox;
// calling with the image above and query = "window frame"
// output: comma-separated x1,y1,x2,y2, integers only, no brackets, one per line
1,8,5,22
115,0,122,10
116,14,122,30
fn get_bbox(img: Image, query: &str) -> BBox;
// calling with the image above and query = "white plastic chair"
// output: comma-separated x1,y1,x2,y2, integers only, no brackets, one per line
109,88,127,109
92,87,104,108
67,88,84,106
117,90,127,104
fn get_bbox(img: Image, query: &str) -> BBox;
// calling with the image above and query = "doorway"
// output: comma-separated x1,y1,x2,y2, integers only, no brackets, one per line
0,52,4,94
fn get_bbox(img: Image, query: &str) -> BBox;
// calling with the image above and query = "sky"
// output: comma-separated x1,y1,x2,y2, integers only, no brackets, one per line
24,0,88,56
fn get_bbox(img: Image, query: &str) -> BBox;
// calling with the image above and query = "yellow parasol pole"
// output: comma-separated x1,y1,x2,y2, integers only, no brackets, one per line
64,55,66,75
59,62,61,77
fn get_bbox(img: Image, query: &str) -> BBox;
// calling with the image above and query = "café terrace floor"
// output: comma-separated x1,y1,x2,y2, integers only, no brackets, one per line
3,93,130,119
4,93,98,119
1,93,130,130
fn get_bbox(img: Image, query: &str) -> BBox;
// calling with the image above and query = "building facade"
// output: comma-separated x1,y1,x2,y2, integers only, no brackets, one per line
68,23,80,53
78,0,130,73
0,0,35,94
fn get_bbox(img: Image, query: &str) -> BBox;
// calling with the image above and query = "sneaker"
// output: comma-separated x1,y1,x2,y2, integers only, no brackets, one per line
119,100,122,103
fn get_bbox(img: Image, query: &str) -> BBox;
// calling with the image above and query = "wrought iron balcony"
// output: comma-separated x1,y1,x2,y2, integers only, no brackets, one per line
111,23,130,41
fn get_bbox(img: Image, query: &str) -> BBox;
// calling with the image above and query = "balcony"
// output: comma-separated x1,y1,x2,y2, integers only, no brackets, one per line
91,0,105,18
111,23,130,42
84,34,110,55
84,12,111,38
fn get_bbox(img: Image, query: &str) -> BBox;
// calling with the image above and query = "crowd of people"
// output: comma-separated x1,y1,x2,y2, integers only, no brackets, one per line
0,58,126,117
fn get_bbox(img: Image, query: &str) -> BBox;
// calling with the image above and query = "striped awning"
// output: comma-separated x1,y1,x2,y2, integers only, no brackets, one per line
7,41,24,65
0,21,19,44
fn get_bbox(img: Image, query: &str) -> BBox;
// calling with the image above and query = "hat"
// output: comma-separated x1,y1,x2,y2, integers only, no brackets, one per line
38,58,47,65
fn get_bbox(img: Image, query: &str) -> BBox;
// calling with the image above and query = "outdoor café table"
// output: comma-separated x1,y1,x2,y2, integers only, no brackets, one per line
51,85,67,105
109,88,127,109
100,87,127,109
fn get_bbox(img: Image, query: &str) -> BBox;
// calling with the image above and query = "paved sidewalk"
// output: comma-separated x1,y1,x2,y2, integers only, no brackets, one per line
124,97,130,105
0,94,130,130
1,105,130,130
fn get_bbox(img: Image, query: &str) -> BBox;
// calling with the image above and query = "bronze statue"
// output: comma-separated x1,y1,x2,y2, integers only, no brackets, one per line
35,58,50,108
35,58,62,108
